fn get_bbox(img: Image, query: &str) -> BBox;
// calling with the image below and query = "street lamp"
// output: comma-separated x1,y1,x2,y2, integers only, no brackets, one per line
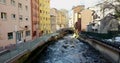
14,25,18,49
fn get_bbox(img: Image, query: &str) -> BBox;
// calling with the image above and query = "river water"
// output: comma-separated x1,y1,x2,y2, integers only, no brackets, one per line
35,35,111,63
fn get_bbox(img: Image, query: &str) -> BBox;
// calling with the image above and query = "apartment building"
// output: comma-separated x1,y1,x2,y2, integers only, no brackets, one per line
0,0,32,47
50,8,57,33
70,5,84,32
60,9,69,28
39,0,51,34
31,0,39,39
81,9,93,31
50,8,68,32
72,5,84,25
70,5,93,32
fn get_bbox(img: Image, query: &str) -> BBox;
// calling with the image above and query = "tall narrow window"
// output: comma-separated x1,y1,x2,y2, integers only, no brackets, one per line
40,10,42,13
11,14,16,20
1,12,7,20
19,15,23,21
18,3,22,9
11,0,15,6
25,17,28,21
25,5,28,11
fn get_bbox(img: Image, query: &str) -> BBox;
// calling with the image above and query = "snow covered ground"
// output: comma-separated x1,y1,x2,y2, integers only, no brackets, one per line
105,36,120,42
36,35,111,63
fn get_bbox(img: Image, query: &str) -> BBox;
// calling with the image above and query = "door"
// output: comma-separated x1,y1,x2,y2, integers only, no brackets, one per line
16,31,23,44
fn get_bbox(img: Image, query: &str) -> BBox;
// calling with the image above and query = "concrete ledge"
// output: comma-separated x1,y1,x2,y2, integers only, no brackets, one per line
5,50,28,63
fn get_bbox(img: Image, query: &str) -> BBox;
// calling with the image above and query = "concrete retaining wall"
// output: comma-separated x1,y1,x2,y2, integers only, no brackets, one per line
79,37,120,63
8,33,66,63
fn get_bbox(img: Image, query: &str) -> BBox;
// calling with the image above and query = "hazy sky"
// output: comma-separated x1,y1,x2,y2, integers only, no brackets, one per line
50,0,102,10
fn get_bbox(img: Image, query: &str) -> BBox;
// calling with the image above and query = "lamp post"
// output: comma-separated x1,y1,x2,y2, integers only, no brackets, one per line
14,25,18,49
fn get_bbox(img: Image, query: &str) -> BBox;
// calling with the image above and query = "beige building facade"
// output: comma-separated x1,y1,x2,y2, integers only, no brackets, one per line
72,5,84,25
50,8,68,32
50,8,57,32
81,9,93,31
0,0,32,47
70,5,93,31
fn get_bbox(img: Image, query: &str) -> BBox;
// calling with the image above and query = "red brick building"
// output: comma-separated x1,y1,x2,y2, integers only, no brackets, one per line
31,0,39,39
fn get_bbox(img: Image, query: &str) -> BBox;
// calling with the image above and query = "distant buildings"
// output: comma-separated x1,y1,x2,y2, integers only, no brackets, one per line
60,9,69,28
50,8,68,32
87,0,120,33
87,20,100,33
50,8,57,32
69,5,93,32
0,0,32,47
50,15,56,32
72,5,84,24
68,10,74,28
100,14,119,33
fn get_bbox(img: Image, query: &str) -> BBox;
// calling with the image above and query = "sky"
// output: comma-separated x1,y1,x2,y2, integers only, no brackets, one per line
50,0,102,11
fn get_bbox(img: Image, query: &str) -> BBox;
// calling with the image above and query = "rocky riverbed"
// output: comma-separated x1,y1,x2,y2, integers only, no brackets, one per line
35,35,111,63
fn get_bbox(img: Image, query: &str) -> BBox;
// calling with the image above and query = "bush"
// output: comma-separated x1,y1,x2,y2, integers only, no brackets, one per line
81,31,115,39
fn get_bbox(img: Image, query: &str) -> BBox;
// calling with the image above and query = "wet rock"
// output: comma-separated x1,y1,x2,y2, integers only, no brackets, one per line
62,45,68,49
71,45,75,48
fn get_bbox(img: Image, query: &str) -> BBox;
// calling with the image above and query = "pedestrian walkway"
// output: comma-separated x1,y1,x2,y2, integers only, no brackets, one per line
0,33,59,63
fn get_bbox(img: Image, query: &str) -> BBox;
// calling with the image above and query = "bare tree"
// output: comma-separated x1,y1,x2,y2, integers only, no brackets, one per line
100,0,120,18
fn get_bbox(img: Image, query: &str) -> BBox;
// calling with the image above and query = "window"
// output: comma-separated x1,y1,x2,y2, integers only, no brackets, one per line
26,31,30,36
25,17,28,21
11,0,15,6
11,14,16,19
43,17,45,20
48,0,50,3
8,32,13,39
18,3,22,9
19,15,22,20
1,12,7,20
0,0,6,4
40,10,42,13
25,5,28,11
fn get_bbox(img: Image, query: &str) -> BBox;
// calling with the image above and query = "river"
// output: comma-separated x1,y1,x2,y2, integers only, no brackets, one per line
35,35,111,63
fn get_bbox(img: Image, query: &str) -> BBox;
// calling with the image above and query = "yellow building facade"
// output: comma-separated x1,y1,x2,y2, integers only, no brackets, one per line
39,0,51,34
